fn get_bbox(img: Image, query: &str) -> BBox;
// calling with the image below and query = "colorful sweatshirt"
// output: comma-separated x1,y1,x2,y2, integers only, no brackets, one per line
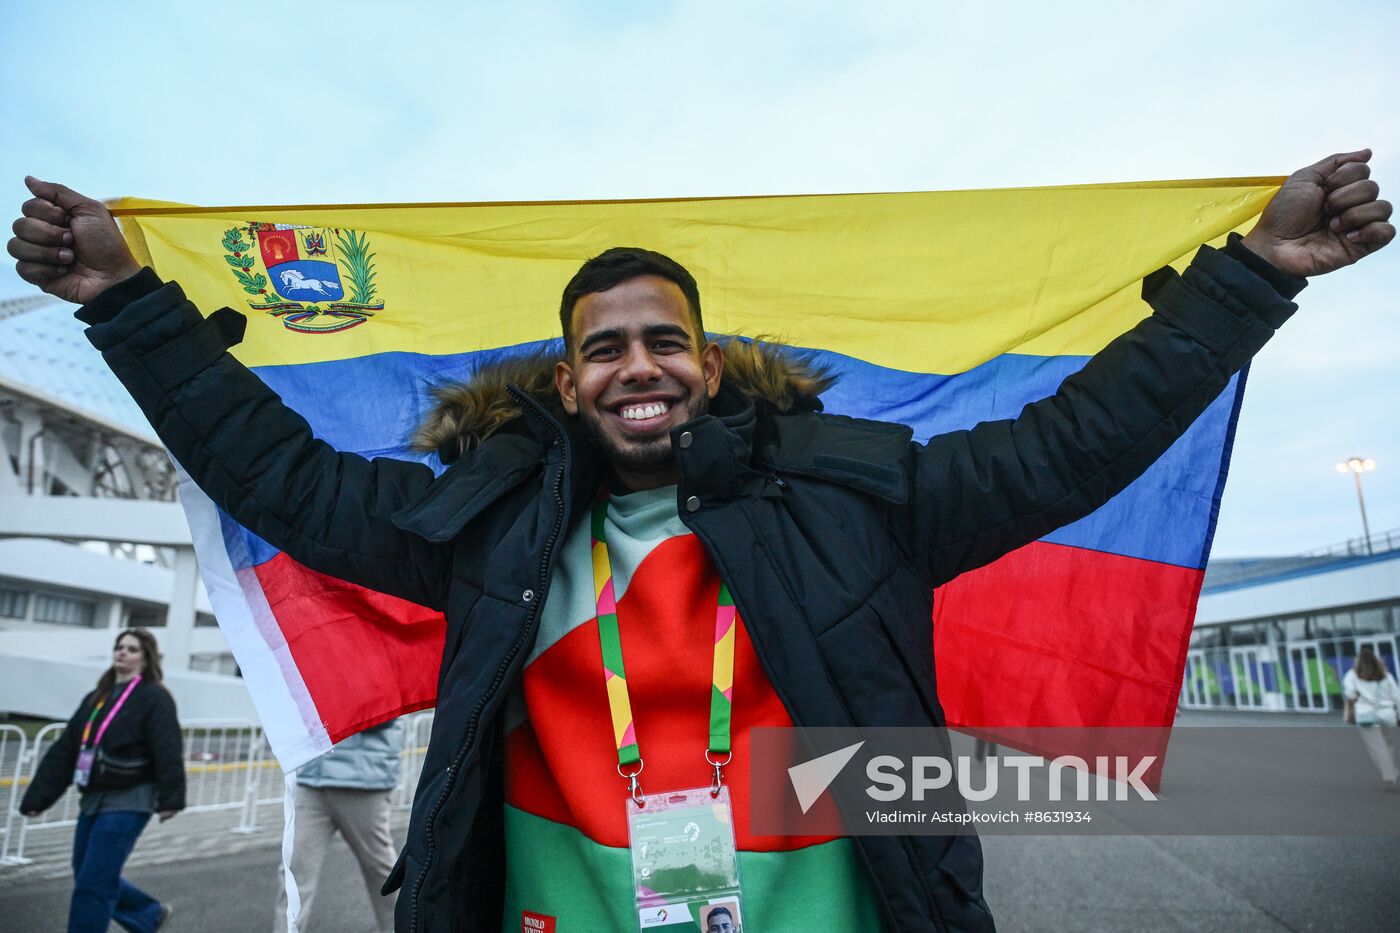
502,485,884,931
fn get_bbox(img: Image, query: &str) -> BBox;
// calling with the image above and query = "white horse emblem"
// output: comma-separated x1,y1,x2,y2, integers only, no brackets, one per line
279,268,341,297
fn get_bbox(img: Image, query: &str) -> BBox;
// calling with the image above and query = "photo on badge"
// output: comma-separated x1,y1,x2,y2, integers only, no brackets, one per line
700,899,742,932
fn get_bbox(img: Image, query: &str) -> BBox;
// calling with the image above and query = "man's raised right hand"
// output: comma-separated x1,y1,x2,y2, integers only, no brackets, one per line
9,177,142,305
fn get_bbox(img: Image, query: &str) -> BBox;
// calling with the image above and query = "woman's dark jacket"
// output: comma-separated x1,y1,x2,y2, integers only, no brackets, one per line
73,236,1301,932
21,678,186,813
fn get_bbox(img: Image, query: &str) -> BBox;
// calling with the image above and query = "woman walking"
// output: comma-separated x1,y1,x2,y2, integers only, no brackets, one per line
1342,645,1400,786
21,628,185,931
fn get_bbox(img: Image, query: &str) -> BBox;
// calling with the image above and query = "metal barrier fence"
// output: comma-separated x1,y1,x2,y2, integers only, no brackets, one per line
1,710,434,867
0,724,26,864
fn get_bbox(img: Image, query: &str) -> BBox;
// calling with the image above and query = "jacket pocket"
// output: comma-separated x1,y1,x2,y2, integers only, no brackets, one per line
813,579,940,729
815,603,902,720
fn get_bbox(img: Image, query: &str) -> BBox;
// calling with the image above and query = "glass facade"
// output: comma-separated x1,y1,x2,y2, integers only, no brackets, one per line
1181,600,1400,712
32,591,98,628
124,605,165,628
0,586,29,620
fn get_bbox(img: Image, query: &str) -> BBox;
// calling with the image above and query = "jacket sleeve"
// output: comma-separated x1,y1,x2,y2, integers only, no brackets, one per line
146,686,186,811
19,695,90,814
77,270,452,610
907,236,1303,586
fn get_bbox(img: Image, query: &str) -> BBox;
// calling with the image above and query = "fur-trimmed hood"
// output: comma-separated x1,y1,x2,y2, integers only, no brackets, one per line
413,338,838,462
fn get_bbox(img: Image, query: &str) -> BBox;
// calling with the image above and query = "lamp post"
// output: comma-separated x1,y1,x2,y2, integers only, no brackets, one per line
1335,457,1376,554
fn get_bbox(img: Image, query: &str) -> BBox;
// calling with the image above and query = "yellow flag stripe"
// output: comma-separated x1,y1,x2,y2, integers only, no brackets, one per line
112,179,1280,374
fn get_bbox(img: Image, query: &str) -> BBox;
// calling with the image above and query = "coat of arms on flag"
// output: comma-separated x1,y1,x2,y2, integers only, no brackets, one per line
220,223,385,333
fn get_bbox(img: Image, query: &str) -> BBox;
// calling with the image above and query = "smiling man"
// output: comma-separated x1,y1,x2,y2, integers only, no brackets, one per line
8,153,1393,932
554,249,722,490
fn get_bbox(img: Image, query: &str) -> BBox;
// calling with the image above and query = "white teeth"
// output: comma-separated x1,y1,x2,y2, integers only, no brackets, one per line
622,402,669,420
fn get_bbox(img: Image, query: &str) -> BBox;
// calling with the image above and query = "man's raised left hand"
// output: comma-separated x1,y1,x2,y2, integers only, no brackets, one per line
1240,149,1393,278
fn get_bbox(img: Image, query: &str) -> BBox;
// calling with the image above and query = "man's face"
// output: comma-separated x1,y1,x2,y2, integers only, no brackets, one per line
706,910,735,933
555,275,722,488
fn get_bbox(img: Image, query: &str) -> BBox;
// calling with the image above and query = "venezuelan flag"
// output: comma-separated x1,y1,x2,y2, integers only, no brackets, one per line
112,181,1280,769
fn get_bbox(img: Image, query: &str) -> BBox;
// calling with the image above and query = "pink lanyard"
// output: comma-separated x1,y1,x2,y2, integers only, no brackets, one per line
81,675,141,749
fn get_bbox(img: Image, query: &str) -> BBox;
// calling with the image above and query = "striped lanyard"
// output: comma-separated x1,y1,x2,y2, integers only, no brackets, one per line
591,500,736,804
81,675,142,749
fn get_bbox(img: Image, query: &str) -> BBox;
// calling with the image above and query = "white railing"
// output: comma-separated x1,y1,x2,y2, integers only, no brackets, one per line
181,719,276,834
8,722,77,865
2,711,436,867
0,724,27,864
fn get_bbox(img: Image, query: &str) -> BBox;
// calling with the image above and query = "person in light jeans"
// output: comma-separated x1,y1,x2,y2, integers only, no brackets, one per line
1342,646,1400,786
274,718,405,933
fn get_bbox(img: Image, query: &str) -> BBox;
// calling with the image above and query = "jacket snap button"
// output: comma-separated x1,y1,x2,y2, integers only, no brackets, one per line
678,431,693,449
521,589,535,603
685,496,701,512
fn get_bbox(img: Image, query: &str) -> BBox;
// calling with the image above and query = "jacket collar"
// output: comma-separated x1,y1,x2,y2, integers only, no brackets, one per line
391,387,591,542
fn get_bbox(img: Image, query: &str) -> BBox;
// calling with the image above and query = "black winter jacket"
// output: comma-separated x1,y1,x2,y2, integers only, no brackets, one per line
76,236,1301,932
22,678,186,814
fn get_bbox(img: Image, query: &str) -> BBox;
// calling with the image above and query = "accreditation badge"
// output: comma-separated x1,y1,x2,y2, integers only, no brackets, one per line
74,748,95,787
628,786,744,931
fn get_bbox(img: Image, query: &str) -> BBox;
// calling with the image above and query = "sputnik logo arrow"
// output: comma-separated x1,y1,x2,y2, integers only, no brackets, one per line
788,741,865,814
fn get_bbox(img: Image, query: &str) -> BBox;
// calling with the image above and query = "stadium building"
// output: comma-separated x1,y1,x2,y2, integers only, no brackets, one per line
1184,532,1400,713
0,292,254,722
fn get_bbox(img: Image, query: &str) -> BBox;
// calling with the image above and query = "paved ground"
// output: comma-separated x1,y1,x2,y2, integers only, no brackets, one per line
3,825,1397,931
0,805,409,933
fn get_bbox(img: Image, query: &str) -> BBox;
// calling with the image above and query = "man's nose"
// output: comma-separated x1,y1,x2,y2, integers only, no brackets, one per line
618,343,663,382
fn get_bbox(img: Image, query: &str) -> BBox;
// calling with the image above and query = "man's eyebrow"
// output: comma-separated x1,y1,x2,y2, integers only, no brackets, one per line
642,323,692,342
578,323,693,354
577,327,625,354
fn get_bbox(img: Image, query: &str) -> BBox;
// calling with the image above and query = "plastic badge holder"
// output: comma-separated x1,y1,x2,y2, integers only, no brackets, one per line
74,748,95,787
628,786,745,931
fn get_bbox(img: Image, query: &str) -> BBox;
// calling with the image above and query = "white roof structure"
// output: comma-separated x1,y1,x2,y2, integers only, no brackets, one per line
0,290,254,723
0,292,156,440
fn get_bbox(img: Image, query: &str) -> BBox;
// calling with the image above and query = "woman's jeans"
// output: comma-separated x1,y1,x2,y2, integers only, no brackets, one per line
69,810,163,933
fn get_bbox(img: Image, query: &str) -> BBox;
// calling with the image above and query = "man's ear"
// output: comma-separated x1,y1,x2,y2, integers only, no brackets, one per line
555,359,579,415
702,340,723,399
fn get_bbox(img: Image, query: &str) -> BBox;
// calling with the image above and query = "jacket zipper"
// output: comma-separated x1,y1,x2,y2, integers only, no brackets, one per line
409,388,569,933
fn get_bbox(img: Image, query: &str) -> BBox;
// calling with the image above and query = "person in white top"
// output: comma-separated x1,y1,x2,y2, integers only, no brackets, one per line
1342,646,1400,785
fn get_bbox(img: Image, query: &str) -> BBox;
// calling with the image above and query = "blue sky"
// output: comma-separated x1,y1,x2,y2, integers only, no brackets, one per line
2,0,1397,556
